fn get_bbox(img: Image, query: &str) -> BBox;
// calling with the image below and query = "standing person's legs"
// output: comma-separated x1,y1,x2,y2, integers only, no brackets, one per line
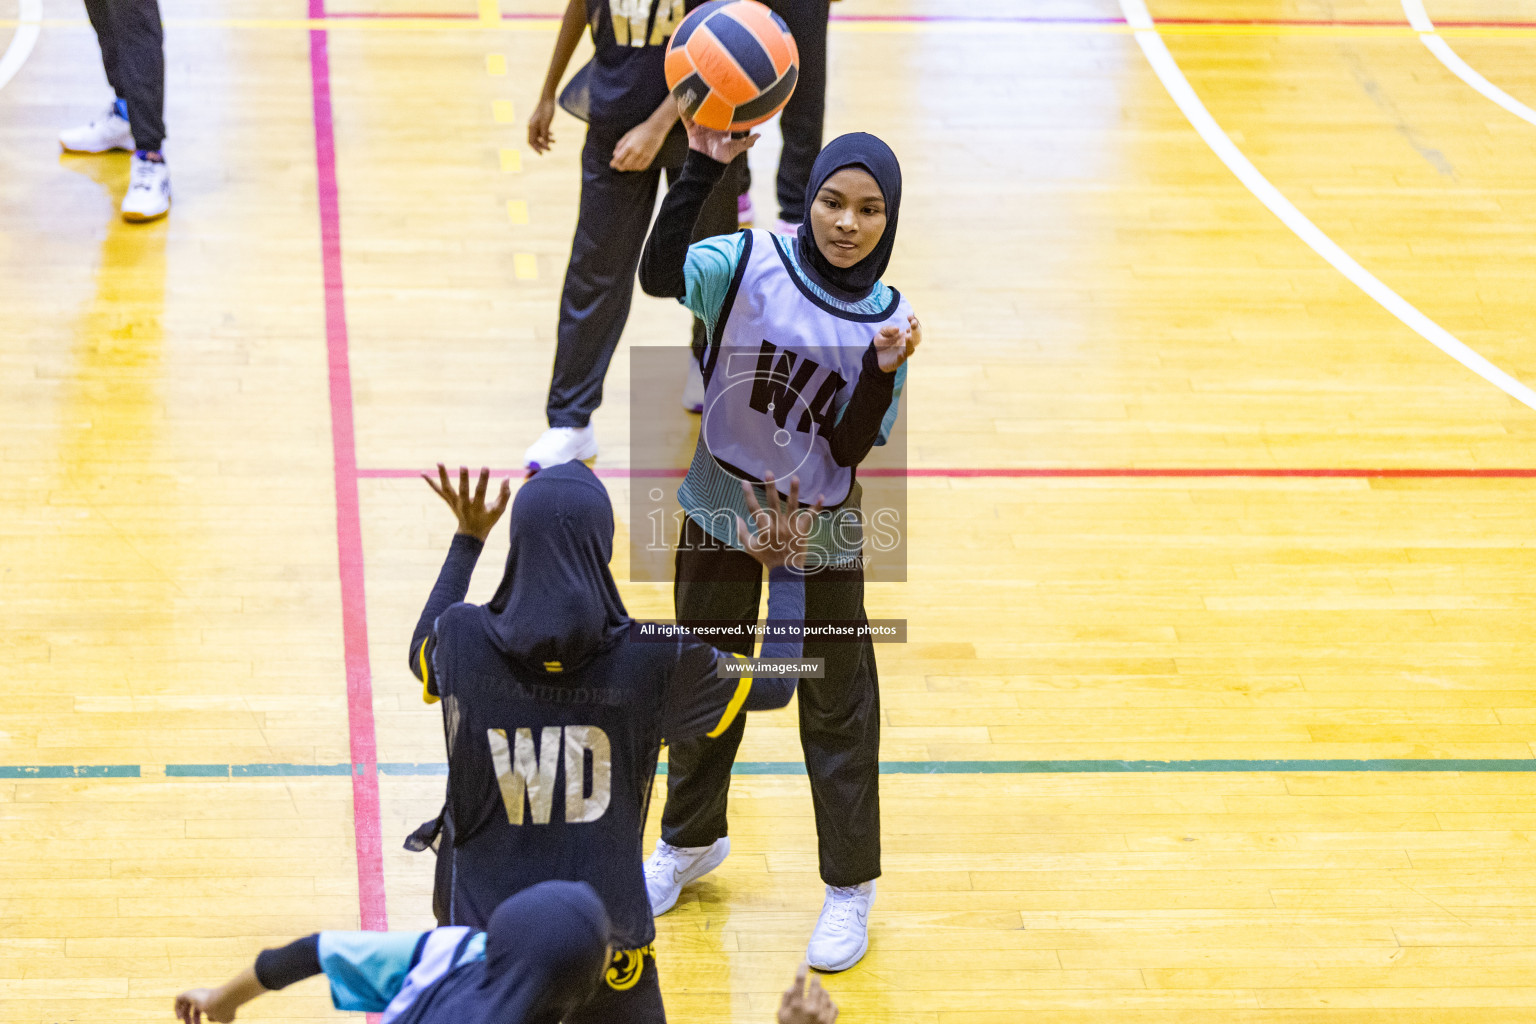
768,0,828,224
108,0,166,152
799,561,881,886
659,515,763,848
545,129,665,429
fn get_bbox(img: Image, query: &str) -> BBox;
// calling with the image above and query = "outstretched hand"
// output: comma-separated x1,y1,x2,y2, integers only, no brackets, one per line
778,962,839,1024
680,107,759,164
174,988,238,1024
423,465,511,541
737,474,821,571
873,313,921,373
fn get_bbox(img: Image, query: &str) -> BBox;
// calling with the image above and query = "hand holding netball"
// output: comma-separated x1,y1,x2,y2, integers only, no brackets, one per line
737,473,823,571
681,109,760,165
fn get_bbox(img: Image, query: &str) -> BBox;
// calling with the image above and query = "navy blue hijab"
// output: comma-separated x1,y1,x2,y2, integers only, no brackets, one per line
392,880,612,1024
795,132,903,300
482,462,629,672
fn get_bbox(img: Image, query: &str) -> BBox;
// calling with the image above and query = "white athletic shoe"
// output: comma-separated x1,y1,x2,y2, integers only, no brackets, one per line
60,104,135,153
682,354,705,413
774,218,800,236
643,837,730,916
121,155,171,222
523,425,597,471
805,881,874,972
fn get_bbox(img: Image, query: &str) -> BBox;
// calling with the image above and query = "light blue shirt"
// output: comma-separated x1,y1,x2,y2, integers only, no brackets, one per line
318,928,486,1015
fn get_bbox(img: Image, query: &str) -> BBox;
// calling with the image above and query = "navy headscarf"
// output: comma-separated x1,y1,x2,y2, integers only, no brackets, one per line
482,462,629,672
795,132,903,300
392,880,613,1024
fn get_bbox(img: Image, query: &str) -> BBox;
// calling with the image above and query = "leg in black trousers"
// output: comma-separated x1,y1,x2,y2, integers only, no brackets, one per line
662,517,881,886
82,0,166,151
546,128,666,429
546,132,744,428
797,563,881,886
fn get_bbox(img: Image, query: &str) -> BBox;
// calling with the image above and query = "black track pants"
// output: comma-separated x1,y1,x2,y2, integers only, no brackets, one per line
82,0,166,151
660,516,881,887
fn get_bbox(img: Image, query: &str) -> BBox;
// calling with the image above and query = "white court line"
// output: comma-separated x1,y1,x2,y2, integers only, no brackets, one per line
1117,0,1536,413
1401,0,1536,128
0,0,40,91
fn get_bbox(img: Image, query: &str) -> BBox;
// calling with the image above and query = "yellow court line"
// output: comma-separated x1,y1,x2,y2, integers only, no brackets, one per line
513,253,538,279
7,15,1536,38
499,148,522,173
506,199,528,224
485,52,506,76
477,0,500,28
492,99,514,122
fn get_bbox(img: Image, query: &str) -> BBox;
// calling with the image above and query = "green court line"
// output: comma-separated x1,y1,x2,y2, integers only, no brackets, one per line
0,764,140,778
8,759,1536,779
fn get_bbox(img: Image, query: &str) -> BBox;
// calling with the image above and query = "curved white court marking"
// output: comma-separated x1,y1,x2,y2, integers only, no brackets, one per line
0,0,42,91
1401,0,1536,128
1117,0,1536,413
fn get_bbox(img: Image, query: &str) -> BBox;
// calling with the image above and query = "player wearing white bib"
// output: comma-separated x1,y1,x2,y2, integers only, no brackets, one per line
638,118,921,973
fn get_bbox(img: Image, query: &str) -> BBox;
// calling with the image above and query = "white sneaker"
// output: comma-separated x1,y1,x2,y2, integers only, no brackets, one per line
774,218,800,236
523,425,597,471
682,354,705,413
60,104,134,153
805,880,874,972
121,155,171,222
643,837,729,916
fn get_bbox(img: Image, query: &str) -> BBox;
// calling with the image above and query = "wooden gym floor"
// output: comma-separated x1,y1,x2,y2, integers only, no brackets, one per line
5,0,1536,1020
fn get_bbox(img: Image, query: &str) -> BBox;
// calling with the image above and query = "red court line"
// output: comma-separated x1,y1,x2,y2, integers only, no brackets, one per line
359,467,1536,480
309,3,388,934
315,10,1536,29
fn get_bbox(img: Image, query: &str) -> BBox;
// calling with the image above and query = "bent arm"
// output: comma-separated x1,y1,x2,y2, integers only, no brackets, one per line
174,935,321,1023
639,148,728,298
826,343,898,468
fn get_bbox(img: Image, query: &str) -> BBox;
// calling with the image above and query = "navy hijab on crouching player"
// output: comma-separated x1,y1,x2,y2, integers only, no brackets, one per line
403,463,813,1024
638,122,922,973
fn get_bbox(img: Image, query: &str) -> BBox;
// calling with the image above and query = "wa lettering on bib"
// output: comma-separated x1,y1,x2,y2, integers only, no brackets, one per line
606,0,684,46
699,230,911,507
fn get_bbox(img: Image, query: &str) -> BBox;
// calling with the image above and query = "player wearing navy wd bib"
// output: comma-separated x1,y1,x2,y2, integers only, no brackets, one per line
639,121,922,973
403,462,812,1024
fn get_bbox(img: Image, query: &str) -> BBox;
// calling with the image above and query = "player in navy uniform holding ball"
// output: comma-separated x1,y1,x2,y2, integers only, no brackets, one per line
638,113,920,972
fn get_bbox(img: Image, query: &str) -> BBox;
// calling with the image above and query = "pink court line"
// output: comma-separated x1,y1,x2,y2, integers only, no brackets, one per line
360,467,1536,480
309,3,388,935
319,9,1536,29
